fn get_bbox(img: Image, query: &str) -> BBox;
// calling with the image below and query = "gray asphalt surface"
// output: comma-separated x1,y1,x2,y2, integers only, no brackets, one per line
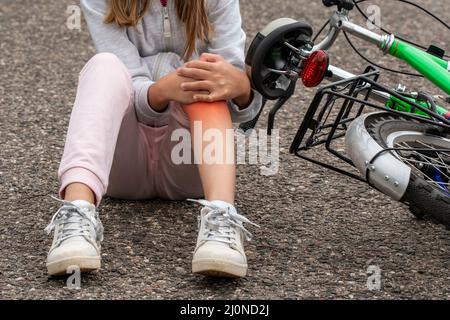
1,0,450,299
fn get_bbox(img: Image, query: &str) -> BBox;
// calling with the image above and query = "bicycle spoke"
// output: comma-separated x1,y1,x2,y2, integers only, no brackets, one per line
397,141,450,167
415,140,450,159
402,158,449,188
398,156,449,187
396,156,449,171
411,143,450,175
394,140,450,188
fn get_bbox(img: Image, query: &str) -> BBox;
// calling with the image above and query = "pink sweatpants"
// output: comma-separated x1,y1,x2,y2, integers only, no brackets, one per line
58,53,203,207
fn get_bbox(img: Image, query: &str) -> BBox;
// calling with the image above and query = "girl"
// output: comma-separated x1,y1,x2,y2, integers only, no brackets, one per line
45,0,262,278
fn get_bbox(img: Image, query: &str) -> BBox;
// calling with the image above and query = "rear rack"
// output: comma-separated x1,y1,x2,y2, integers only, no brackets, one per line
289,66,450,182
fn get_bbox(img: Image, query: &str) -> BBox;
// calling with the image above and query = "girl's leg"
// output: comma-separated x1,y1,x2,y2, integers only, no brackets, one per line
64,182,95,204
58,53,134,207
47,53,144,276
158,99,251,278
182,101,235,204
181,102,253,278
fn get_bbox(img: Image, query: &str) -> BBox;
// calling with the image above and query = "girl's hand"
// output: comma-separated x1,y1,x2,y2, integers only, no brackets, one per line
176,53,252,108
148,72,209,110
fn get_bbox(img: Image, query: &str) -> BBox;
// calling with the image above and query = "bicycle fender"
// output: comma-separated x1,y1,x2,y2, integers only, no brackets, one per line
345,112,411,201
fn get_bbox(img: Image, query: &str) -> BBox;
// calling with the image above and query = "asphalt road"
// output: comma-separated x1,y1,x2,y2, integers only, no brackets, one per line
1,0,450,299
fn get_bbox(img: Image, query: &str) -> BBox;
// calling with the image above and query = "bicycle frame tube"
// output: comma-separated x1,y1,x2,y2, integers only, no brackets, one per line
341,19,450,97
388,39,450,95
315,11,450,98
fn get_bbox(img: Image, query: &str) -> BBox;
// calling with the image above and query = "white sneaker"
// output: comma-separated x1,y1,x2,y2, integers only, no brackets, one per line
189,200,258,278
45,196,104,276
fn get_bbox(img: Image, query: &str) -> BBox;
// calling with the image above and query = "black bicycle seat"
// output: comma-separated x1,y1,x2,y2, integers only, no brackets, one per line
322,0,355,11
246,18,313,100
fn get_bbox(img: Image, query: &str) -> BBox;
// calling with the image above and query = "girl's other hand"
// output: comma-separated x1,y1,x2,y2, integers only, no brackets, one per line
177,53,252,108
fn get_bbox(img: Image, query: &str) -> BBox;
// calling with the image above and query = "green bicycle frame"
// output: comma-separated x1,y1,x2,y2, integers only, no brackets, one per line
386,39,450,118
332,15,450,119
386,95,449,118
389,39,450,96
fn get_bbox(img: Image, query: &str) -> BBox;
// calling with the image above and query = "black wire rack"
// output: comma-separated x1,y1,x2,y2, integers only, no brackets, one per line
289,66,450,182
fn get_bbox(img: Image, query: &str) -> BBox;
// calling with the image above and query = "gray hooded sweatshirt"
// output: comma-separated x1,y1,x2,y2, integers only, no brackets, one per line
80,0,263,127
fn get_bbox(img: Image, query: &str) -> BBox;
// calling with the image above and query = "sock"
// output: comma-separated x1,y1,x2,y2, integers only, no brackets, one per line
210,200,237,215
71,200,95,211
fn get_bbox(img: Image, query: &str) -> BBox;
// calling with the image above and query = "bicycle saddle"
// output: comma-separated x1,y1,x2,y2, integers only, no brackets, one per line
322,0,355,11
246,18,313,100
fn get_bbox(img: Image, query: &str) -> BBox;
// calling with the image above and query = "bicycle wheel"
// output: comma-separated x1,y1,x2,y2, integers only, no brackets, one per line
364,113,450,227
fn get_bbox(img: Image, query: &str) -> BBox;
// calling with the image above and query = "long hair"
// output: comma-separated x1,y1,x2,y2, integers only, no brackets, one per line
104,0,212,60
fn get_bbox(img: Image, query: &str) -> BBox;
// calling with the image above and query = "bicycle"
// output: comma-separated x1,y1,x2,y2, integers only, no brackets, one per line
241,0,450,226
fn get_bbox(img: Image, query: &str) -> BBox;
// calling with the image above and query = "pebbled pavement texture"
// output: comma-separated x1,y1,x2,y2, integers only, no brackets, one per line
1,0,450,299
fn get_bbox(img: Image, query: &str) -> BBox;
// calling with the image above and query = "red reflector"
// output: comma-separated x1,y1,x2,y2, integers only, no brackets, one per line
301,50,329,88
445,111,450,120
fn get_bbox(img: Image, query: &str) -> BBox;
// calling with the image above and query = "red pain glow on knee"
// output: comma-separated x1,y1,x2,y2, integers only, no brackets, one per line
183,101,230,125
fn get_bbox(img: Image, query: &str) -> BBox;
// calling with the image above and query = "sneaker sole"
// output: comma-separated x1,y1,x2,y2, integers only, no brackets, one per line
192,259,247,278
47,256,101,276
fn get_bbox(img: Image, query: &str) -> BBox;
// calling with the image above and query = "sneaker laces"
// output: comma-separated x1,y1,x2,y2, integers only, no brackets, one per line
188,199,259,245
45,196,104,247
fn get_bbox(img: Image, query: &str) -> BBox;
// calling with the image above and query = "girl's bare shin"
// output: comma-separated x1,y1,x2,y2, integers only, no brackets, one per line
183,101,235,204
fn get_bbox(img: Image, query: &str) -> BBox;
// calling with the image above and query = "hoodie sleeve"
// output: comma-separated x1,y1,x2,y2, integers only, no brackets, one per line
207,0,263,124
80,0,170,127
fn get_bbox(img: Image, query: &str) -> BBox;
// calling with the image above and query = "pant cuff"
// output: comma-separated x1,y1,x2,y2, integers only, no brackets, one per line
59,167,104,207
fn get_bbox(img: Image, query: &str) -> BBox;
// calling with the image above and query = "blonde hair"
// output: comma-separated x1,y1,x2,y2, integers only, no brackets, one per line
104,0,212,60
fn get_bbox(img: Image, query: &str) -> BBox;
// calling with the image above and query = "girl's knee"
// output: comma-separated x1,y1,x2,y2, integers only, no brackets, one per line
88,53,125,71
80,53,133,94
183,101,231,122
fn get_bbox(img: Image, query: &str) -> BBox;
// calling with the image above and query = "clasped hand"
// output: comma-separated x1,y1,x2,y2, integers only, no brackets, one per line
176,53,251,106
